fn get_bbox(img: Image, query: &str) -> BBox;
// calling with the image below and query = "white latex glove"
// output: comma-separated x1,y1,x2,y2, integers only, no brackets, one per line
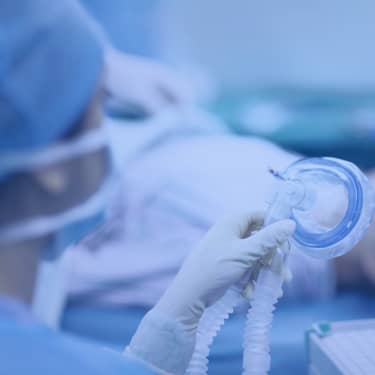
126,212,295,375
105,48,193,117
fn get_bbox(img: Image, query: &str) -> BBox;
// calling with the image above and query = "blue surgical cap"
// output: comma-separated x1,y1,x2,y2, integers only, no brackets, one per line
0,0,104,153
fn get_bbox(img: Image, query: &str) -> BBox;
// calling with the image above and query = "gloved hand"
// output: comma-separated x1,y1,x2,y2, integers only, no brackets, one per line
105,48,193,118
154,211,295,324
127,211,295,375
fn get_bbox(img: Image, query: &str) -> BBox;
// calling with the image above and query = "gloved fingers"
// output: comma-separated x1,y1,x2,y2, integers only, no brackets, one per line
283,265,293,283
242,264,263,298
133,62,195,108
111,87,168,117
242,261,292,299
105,48,193,115
105,97,151,119
138,88,170,115
154,72,187,104
112,78,188,117
150,63,196,105
156,83,180,105
216,211,265,238
244,251,275,286
236,219,295,263
242,281,255,299
269,254,293,281
250,219,295,251
258,248,277,268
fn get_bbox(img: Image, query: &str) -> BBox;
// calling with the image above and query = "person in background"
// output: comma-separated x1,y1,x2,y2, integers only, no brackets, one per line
0,1,296,374
61,0,375,319
77,0,194,118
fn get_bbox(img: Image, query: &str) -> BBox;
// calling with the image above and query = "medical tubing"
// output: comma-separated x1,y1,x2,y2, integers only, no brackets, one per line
242,193,290,375
185,288,243,375
242,265,283,375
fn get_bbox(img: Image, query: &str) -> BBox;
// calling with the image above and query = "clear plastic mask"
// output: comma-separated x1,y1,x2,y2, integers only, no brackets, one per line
267,158,375,259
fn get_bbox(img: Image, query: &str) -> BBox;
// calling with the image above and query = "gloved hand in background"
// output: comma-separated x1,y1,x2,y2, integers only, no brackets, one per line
127,211,295,375
105,48,194,118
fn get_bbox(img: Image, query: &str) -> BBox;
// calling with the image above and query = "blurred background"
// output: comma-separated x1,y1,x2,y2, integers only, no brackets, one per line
82,0,375,168
63,1,375,374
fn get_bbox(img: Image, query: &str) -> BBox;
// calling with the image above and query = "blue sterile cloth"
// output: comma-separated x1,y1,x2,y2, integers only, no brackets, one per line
0,298,153,375
62,292,375,375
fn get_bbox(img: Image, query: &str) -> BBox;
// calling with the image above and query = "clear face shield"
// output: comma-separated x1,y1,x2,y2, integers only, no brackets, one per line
0,92,115,325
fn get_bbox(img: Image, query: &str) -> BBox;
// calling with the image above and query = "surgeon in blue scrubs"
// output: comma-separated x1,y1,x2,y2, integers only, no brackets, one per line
0,0,295,374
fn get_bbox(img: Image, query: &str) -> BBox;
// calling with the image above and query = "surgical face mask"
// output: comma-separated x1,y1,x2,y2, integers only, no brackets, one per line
31,211,106,327
267,157,375,259
0,123,116,326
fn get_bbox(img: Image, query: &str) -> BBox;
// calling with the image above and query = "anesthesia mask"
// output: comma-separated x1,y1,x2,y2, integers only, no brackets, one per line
186,156,375,375
268,157,375,259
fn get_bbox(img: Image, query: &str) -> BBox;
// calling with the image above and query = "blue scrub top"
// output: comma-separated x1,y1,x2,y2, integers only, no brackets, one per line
0,297,154,375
